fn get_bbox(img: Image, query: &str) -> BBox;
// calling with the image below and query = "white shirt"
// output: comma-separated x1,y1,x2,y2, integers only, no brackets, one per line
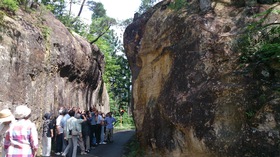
96,115,103,124
56,115,63,134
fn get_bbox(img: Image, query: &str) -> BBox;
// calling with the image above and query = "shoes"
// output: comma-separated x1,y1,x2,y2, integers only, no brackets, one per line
54,152,61,156
100,142,107,144
85,149,90,153
61,153,66,157
81,152,87,155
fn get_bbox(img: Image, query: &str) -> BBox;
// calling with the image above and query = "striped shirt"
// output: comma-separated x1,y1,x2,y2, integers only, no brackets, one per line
4,119,38,157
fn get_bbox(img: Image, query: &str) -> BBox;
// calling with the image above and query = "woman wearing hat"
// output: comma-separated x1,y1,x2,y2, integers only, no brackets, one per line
4,105,39,157
0,109,15,157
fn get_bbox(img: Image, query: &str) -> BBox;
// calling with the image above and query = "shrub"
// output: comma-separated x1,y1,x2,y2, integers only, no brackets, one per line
169,0,188,11
239,8,280,64
0,0,19,12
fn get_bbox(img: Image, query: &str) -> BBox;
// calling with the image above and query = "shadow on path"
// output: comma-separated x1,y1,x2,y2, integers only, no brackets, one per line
78,130,135,157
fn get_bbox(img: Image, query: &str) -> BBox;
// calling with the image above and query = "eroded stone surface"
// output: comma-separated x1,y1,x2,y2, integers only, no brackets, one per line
0,6,109,141
124,1,280,156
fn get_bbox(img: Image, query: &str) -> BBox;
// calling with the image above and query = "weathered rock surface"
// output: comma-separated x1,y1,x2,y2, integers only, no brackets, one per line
124,0,280,156
0,7,109,130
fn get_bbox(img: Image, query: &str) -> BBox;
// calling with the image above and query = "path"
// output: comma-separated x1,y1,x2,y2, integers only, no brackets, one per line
78,130,135,157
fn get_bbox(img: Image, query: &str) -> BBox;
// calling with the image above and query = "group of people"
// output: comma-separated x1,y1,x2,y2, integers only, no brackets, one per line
46,106,117,157
0,105,116,157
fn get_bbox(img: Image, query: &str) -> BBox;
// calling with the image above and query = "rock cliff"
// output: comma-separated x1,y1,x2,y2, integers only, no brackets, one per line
0,7,109,125
124,0,280,156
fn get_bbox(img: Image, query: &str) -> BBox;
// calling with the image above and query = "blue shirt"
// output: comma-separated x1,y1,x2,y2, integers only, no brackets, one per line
61,114,70,129
90,112,96,125
105,116,116,129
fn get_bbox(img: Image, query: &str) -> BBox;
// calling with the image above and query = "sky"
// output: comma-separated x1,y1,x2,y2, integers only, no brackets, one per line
73,0,142,23
96,0,142,20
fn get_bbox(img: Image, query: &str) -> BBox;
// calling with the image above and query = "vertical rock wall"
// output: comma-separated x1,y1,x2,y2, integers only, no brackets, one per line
124,0,280,156
0,7,109,133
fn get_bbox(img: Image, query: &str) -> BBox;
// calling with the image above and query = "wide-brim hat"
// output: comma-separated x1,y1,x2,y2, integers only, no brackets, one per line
14,105,31,119
0,109,15,123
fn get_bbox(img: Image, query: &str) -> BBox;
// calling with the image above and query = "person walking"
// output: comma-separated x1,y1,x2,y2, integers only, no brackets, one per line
4,105,39,157
42,112,54,157
0,109,15,157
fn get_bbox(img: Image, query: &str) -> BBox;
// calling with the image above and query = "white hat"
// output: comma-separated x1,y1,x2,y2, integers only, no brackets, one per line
0,109,15,123
59,109,63,114
14,105,31,119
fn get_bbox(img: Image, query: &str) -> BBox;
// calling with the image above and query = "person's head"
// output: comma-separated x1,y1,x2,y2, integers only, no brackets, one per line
14,105,31,120
75,113,81,119
85,110,90,116
58,107,64,115
107,112,112,117
72,107,77,112
92,106,96,112
43,112,52,120
68,110,75,117
62,109,68,116
0,109,15,124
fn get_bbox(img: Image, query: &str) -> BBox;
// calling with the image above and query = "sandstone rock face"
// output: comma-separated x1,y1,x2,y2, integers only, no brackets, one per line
0,8,109,128
124,1,280,156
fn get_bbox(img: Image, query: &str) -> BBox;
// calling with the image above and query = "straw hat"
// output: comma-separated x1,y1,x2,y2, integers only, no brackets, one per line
0,109,15,123
14,105,31,119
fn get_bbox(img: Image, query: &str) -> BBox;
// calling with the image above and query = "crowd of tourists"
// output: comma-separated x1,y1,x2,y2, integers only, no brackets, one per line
0,105,116,157
51,106,117,157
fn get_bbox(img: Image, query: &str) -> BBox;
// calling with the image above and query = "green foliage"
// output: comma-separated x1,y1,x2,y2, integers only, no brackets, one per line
0,0,19,12
0,11,5,24
87,17,116,43
123,135,145,157
169,0,188,11
138,0,158,14
87,1,106,19
245,110,256,119
115,113,135,130
41,0,66,17
238,7,280,121
41,26,51,40
239,8,280,64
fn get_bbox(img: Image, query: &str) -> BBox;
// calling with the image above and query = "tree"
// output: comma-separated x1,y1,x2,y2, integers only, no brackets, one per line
87,2,116,44
138,0,158,14
87,1,106,19
76,0,86,17
41,0,67,18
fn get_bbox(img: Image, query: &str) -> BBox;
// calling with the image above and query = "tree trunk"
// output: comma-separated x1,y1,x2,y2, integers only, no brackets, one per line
69,0,73,16
77,0,87,17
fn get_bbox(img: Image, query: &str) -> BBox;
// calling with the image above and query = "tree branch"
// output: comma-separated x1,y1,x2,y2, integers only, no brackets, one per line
90,26,111,44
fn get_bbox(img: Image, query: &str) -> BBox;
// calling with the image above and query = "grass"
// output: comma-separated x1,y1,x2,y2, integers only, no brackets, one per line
115,123,136,131
121,134,145,157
